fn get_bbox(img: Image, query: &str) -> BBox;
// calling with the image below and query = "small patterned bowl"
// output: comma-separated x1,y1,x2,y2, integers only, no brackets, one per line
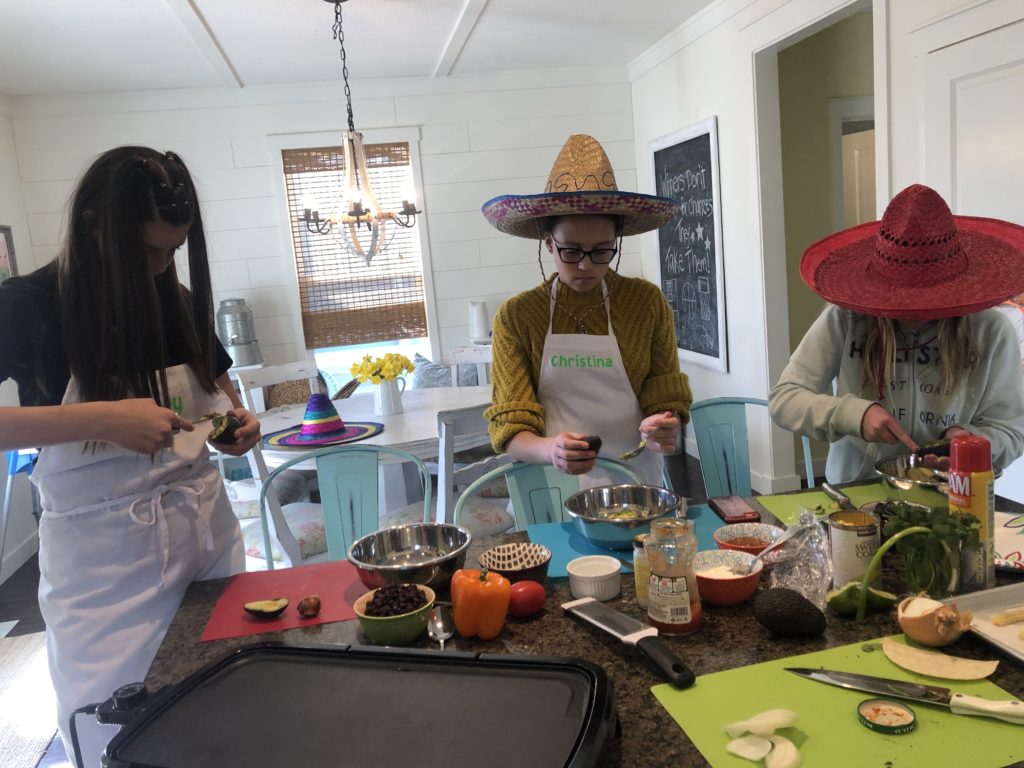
693,550,763,606
478,542,552,584
713,522,785,556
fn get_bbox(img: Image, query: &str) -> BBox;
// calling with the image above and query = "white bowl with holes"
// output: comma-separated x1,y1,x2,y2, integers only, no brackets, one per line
566,555,622,601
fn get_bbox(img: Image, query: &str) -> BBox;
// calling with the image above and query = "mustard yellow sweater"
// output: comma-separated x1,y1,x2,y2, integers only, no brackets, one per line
485,272,693,452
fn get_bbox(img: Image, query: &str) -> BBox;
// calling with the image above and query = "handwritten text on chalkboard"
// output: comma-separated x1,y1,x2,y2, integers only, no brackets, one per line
651,117,728,373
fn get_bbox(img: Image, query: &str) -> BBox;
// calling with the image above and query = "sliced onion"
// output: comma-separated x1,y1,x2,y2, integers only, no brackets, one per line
726,734,773,762
722,708,800,738
765,734,802,768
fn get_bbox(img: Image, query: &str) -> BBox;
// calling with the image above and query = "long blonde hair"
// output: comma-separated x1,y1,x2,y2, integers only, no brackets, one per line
861,315,977,398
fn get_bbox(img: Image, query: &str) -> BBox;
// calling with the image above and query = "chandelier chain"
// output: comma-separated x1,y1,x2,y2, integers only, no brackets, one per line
333,2,355,133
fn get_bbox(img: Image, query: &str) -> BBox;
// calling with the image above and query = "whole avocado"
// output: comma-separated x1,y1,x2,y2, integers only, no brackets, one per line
753,587,826,637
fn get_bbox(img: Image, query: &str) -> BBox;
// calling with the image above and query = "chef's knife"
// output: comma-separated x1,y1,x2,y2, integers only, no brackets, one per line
787,667,1024,724
562,597,695,689
821,482,857,511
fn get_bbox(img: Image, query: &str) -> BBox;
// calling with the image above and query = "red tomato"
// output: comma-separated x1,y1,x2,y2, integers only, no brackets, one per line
508,581,546,618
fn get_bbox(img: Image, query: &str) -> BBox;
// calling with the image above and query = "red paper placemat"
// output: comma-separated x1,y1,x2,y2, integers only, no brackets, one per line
201,560,366,642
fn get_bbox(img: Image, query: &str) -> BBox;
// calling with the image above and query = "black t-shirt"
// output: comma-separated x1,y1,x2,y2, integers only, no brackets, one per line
0,261,233,407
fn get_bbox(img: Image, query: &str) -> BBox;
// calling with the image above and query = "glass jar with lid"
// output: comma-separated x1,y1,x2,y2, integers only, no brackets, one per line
633,534,651,609
644,518,702,635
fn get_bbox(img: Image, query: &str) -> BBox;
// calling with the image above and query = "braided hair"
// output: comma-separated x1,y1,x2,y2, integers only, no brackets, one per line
58,146,218,406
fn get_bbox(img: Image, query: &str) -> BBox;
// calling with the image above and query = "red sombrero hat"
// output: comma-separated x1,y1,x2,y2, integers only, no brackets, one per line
263,393,382,448
481,134,679,238
801,184,1024,320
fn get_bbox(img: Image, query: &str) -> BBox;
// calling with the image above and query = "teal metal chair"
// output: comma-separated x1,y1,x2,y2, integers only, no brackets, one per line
689,397,814,498
1,449,39,577
259,444,433,569
453,457,643,531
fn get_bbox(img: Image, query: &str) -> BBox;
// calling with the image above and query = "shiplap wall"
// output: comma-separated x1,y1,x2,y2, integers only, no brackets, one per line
7,67,639,366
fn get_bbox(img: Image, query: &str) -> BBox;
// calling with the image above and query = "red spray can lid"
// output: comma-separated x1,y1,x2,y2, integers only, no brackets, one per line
950,434,992,473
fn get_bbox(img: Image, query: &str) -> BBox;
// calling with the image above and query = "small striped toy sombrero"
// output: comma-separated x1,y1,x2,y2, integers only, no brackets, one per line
481,134,679,238
263,393,383,448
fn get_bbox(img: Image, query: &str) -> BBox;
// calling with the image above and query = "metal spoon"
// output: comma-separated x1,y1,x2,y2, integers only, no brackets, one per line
427,604,455,651
619,437,648,461
730,525,802,575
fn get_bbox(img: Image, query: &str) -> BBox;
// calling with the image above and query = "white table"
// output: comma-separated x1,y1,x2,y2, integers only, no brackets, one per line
257,385,493,513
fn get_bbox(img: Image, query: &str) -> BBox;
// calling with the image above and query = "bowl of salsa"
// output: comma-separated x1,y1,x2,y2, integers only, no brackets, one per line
712,522,785,556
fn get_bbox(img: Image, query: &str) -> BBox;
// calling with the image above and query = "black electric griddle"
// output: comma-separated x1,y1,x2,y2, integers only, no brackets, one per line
102,642,615,768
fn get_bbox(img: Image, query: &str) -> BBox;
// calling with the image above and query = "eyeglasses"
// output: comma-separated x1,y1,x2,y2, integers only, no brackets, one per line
551,238,618,264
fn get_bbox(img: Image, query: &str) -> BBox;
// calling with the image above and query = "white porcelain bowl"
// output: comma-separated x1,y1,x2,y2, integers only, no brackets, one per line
566,555,622,601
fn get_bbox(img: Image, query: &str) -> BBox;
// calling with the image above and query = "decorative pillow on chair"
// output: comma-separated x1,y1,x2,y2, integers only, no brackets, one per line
239,502,327,563
223,470,311,519
457,497,515,538
410,353,479,388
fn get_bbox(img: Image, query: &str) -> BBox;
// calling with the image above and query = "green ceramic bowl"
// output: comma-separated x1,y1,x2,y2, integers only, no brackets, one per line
353,585,435,645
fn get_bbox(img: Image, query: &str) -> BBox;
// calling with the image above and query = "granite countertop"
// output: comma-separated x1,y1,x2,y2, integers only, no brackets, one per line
146,517,1024,767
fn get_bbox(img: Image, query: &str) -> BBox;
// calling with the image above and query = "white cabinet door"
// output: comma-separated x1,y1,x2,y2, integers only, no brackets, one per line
918,18,1024,501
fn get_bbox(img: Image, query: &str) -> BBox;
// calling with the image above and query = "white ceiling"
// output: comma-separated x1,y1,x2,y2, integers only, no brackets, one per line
0,0,714,97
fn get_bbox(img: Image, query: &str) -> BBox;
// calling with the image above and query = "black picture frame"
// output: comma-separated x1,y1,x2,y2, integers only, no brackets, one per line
0,225,17,283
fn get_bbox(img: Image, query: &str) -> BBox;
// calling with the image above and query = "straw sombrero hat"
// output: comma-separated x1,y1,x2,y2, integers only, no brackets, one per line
801,184,1024,320
481,134,679,238
263,393,383,448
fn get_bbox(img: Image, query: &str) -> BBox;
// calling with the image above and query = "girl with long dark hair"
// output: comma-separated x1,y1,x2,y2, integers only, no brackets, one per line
0,146,260,766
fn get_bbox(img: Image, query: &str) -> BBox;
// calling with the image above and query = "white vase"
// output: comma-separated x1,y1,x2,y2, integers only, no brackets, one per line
373,377,406,416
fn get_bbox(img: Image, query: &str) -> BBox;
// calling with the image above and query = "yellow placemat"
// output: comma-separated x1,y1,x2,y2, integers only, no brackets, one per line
756,483,888,526
652,635,1024,768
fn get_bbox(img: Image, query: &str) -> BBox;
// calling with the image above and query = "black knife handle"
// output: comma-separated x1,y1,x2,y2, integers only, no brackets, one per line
637,636,695,689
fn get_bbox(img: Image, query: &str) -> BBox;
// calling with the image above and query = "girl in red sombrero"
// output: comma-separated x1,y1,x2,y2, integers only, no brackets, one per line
770,184,1024,482
481,134,693,486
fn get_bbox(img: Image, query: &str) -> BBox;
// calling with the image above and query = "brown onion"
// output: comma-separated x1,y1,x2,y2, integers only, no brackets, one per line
896,594,972,647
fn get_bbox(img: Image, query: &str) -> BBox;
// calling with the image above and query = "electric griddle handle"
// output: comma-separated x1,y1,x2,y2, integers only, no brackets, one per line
637,636,695,689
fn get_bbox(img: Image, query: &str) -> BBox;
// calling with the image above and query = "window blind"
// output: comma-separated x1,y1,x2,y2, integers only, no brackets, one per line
282,143,427,350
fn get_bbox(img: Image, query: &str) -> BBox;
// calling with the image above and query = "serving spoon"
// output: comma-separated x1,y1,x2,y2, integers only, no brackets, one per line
427,604,455,651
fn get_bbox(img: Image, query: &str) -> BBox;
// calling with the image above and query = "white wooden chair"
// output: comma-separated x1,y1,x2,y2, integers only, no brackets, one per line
228,360,327,569
435,404,496,524
233,360,321,413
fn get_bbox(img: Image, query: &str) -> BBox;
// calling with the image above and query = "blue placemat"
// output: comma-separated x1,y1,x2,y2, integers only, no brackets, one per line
527,504,724,579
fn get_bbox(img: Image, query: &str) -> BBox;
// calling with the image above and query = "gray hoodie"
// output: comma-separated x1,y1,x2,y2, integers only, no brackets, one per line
769,304,1024,482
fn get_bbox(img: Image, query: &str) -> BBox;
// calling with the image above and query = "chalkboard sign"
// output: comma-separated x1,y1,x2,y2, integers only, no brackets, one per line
650,117,728,373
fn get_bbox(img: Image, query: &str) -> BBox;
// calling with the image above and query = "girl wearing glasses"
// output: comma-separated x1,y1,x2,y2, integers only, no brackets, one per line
481,134,693,485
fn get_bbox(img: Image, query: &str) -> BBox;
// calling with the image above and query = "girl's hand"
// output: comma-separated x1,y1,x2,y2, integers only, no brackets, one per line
549,432,597,475
861,403,918,452
100,398,193,454
639,411,679,454
213,408,261,456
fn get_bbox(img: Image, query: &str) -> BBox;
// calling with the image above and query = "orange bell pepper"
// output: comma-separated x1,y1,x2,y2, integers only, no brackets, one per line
450,567,512,640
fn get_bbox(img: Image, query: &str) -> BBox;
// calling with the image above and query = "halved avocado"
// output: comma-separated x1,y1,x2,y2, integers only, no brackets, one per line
208,413,241,445
243,598,289,618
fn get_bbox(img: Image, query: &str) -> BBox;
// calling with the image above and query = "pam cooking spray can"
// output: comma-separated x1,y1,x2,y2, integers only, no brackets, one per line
947,434,995,591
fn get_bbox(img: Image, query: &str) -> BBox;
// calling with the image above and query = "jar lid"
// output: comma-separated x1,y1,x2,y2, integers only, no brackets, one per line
857,698,916,735
633,534,649,548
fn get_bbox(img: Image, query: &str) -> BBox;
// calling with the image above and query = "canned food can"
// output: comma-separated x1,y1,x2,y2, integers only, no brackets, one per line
828,509,880,588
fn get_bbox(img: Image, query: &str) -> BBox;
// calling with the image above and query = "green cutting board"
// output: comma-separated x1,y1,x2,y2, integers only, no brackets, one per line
653,635,1024,767
756,483,889,526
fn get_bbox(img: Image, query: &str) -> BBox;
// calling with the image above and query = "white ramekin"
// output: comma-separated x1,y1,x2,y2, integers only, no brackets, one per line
566,555,622,601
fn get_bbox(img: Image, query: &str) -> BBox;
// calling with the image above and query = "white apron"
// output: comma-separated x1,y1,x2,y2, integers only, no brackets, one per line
537,279,664,488
32,364,244,768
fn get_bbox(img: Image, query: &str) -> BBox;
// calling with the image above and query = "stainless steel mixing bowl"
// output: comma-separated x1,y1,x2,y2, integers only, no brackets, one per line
347,522,472,590
563,484,681,550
